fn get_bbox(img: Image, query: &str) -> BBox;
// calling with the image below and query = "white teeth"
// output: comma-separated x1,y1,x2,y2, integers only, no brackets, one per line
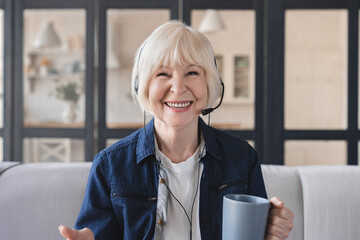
166,102,191,108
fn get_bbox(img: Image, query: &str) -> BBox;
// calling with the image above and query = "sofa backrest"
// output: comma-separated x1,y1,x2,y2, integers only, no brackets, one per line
1,162,303,240
0,162,91,240
1,162,360,240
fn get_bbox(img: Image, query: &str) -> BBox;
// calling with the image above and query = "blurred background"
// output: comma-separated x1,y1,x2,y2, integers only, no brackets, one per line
0,0,359,166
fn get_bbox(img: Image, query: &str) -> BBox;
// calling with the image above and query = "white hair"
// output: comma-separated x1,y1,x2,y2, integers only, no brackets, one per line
131,20,222,114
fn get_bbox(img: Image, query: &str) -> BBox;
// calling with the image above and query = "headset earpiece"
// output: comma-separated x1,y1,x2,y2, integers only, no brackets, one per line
134,76,139,95
201,58,224,116
134,42,147,96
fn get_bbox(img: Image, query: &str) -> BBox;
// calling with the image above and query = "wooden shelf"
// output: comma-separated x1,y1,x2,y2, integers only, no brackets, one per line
106,123,143,129
27,72,83,79
24,121,85,128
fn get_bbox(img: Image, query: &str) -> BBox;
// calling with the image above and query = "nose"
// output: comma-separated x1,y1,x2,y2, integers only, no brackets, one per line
170,72,187,95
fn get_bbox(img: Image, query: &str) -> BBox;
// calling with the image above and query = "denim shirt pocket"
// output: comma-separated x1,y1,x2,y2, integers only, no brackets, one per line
111,187,157,240
209,175,249,217
212,177,248,195
112,191,158,202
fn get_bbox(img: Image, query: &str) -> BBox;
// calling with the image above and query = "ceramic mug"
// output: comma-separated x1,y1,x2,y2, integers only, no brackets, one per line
222,194,270,240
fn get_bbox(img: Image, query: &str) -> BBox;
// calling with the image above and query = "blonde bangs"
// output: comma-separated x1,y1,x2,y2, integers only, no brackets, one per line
132,20,222,113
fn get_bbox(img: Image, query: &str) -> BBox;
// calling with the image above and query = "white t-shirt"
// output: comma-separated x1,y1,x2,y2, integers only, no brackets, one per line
154,137,205,240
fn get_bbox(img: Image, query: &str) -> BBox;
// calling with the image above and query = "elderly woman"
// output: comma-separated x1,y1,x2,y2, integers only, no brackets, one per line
59,20,294,240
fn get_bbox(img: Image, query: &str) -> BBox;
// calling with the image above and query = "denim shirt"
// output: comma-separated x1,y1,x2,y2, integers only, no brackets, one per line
75,117,267,239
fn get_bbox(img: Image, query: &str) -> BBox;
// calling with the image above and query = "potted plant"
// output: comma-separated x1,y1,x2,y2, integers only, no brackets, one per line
55,81,81,103
52,81,82,123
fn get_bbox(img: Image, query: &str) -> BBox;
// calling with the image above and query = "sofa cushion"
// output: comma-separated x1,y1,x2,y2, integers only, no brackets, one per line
0,162,91,240
261,165,303,240
298,166,360,240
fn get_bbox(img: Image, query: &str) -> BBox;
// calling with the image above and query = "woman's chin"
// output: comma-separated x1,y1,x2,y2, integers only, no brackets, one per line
160,115,199,129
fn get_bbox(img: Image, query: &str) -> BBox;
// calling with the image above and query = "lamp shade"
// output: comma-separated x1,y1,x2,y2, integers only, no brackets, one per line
199,9,225,33
33,21,61,48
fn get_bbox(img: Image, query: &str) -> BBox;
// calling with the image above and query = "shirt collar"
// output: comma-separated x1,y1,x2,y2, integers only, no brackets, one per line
136,117,222,164
136,118,156,164
198,117,222,161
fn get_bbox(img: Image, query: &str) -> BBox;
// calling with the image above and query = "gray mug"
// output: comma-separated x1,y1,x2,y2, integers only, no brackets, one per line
222,194,270,240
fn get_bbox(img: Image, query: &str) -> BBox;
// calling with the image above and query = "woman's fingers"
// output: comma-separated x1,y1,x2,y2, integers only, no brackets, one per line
59,225,77,240
264,197,294,240
268,215,294,232
265,223,283,240
270,197,284,207
58,225,94,240
269,207,294,223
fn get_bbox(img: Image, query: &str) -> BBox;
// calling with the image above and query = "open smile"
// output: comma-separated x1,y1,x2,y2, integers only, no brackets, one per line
165,101,193,109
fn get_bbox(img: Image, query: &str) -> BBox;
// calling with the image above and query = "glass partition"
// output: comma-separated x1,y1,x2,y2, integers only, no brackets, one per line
0,9,4,128
285,140,347,166
106,9,170,129
0,137,3,162
192,10,256,130
106,138,120,148
359,142,360,165
0,10,3,162
23,10,86,128
285,10,348,130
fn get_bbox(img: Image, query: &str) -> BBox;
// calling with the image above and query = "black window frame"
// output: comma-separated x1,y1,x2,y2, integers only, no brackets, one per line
183,0,266,161
13,0,95,162
2,0,16,162
1,0,358,165
264,0,359,165
97,0,178,151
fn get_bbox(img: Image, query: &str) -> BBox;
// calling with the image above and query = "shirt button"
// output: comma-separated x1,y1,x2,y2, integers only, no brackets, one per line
160,178,166,184
157,219,164,226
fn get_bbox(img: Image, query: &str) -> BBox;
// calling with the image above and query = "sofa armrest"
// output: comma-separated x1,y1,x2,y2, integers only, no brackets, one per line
0,162,22,176
261,165,303,240
298,166,360,240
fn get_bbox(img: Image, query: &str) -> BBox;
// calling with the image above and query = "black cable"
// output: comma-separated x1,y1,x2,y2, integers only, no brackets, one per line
189,153,202,240
143,112,204,240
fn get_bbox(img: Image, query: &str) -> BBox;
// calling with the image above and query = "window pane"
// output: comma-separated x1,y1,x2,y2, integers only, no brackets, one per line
0,137,3,162
23,137,84,162
285,10,348,130
359,10,360,130
358,142,360,165
106,9,170,129
106,138,120,148
285,140,347,166
23,10,86,128
192,10,255,130
0,10,4,128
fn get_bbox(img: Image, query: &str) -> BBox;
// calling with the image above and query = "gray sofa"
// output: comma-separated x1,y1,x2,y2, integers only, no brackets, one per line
0,162,359,240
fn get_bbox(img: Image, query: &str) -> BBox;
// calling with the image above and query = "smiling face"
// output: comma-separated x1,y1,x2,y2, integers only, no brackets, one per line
148,64,208,129
132,21,222,116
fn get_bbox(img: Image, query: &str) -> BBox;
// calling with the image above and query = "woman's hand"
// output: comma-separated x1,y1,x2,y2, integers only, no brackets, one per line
265,197,294,240
58,225,94,240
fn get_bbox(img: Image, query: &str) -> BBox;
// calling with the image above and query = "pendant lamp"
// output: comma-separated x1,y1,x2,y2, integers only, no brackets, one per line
198,9,225,33
33,21,61,48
